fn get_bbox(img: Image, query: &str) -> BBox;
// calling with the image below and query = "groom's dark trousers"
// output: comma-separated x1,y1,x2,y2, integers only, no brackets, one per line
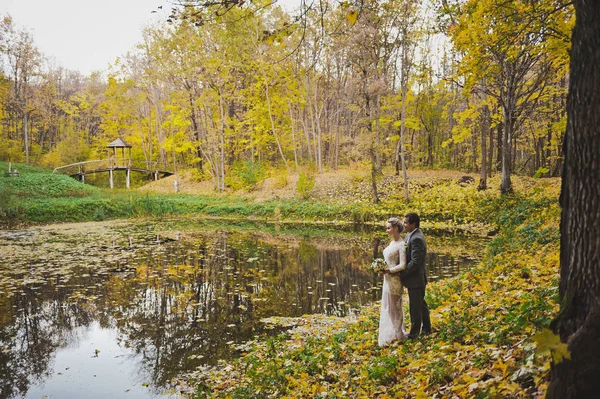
407,287,431,336
399,228,432,337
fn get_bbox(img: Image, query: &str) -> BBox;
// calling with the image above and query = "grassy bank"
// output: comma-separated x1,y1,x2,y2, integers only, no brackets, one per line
1,161,528,231
179,180,561,398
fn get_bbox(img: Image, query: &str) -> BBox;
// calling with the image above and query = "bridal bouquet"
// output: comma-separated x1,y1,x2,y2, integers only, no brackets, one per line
370,258,387,273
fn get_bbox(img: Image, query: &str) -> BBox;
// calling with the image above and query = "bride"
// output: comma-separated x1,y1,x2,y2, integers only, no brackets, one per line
378,217,408,346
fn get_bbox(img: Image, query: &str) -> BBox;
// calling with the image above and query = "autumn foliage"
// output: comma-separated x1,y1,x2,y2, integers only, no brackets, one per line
173,178,562,398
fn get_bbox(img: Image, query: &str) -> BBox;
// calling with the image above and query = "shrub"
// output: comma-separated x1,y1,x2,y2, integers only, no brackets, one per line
189,167,210,182
239,161,263,187
39,131,90,169
226,160,264,190
348,161,368,183
296,171,315,199
272,171,288,189
0,141,25,163
533,167,550,178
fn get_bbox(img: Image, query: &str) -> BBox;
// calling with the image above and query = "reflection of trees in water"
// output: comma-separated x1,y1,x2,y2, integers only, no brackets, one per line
426,253,474,281
0,229,480,397
0,271,97,399
281,241,376,316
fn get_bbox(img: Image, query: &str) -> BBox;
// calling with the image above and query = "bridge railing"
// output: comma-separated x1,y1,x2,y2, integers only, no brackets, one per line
53,158,173,175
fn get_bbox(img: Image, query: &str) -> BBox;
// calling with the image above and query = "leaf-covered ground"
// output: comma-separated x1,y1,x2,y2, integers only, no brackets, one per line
176,178,561,399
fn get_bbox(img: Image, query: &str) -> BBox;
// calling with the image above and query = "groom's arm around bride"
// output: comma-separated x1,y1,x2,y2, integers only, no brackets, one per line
399,213,432,338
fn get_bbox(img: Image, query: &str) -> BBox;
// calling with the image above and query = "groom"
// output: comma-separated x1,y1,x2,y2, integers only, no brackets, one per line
400,212,432,338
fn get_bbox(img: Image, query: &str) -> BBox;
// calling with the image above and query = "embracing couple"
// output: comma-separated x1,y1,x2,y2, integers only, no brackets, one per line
377,212,431,347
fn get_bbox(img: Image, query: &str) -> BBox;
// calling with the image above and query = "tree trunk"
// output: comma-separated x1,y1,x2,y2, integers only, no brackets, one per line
395,131,401,176
548,2,600,397
471,125,478,173
263,74,289,173
188,95,203,172
334,105,340,170
399,83,410,202
544,127,550,168
287,100,299,173
369,143,379,205
488,121,494,177
23,107,29,165
363,72,378,204
478,105,489,190
314,99,323,173
306,77,320,170
427,129,434,168
218,91,227,191
496,116,503,172
500,106,513,194
297,79,312,162
301,116,312,162
539,138,544,173
512,137,518,174
375,94,382,171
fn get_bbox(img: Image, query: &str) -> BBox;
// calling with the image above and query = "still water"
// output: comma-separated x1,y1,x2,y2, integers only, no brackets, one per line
0,218,484,398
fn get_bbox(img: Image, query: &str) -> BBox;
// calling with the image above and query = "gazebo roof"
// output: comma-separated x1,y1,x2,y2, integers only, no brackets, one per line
106,138,132,148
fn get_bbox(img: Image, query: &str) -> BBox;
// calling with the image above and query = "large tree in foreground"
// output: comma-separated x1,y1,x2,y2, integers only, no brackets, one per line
548,1,600,397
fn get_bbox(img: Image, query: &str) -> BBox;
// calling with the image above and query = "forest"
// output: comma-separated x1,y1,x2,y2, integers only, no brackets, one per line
0,0,573,196
3,0,598,398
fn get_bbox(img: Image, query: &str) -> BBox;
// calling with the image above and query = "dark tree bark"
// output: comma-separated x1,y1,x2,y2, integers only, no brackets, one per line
547,1,600,397
188,94,204,172
369,143,379,205
478,105,489,191
496,119,503,172
488,121,494,177
500,105,514,194
427,129,434,168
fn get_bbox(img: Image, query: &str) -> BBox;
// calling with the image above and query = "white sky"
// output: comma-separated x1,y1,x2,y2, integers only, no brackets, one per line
2,0,165,75
2,0,301,76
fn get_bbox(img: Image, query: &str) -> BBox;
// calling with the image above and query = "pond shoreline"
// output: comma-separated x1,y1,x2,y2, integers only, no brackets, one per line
2,163,511,232
4,213,493,235
0,217,484,399
1,193,493,232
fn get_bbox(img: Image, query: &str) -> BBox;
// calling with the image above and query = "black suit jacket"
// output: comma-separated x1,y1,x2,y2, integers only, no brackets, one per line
399,228,427,288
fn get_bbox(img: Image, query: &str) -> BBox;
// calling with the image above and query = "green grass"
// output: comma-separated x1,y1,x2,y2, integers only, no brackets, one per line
0,163,388,227
0,162,561,232
1,161,100,198
6,193,386,226
2,173,100,199
0,161,52,175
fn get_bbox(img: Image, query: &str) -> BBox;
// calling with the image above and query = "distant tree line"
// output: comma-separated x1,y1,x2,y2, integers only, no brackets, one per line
0,0,573,195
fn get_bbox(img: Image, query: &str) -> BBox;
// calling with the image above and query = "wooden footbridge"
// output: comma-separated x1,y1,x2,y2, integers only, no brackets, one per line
52,138,174,189
52,158,174,188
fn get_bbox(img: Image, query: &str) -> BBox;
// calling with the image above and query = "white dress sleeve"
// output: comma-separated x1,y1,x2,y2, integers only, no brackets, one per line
388,241,406,273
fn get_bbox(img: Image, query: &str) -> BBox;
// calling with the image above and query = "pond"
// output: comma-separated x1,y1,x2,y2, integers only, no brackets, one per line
0,218,486,398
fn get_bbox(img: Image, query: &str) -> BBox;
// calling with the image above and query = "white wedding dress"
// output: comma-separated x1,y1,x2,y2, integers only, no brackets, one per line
378,239,408,346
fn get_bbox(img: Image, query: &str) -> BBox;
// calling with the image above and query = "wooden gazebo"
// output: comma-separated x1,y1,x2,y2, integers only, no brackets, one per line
107,138,132,165
107,138,132,188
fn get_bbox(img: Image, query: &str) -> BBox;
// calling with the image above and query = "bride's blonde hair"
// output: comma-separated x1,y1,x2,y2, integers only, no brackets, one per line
387,217,403,231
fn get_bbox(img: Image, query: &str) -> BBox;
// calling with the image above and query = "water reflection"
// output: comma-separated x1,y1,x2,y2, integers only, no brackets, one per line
0,221,483,398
